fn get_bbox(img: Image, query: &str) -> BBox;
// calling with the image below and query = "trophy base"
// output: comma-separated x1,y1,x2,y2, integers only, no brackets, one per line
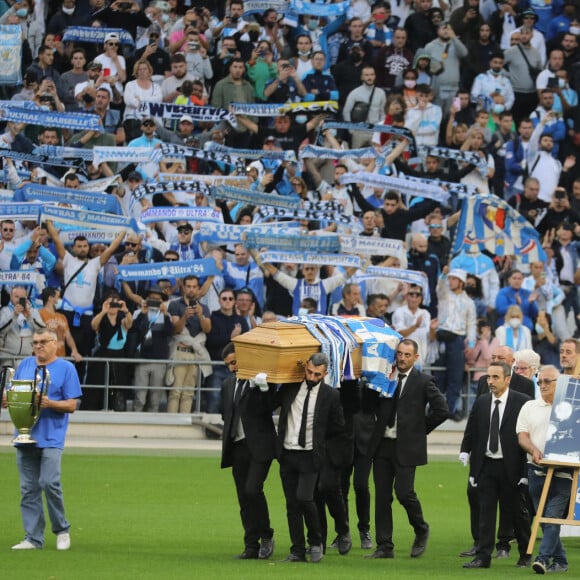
12,434,37,444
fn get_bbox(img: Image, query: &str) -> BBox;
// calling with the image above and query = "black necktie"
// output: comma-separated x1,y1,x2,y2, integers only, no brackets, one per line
489,400,501,453
230,379,246,438
298,384,314,448
388,374,405,428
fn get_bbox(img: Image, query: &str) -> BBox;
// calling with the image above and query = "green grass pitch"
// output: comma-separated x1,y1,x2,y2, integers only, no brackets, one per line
1,449,578,580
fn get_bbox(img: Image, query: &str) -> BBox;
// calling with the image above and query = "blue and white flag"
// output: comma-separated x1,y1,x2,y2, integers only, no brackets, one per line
255,205,356,225
215,185,301,209
230,102,286,117
362,266,430,305
342,317,401,398
207,142,297,162
245,231,341,252
0,26,22,86
419,145,487,171
339,172,450,205
0,105,102,132
198,222,301,245
140,102,238,127
289,0,349,16
92,147,158,166
33,145,94,161
340,235,404,259
59,230,119,245
140,206,223,224
0,149,82,168
158,173,249,186
41,205,139,233
243,0,288,15
14,184,122,215
452,194,546,263
117,258,219,281
62,26,135,45
159,143,243,169
299,145,376,160
0,202,43,221
0,271,37,286
132,181,213,201
260,251,361,268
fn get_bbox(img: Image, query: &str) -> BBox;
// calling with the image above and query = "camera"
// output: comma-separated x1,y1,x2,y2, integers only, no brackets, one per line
146,299,161,308
257,49,266,57
110,301,122,308
554,190,567,200
119,1,132,10
19,297,27,307
281,63,291,70
82,93,95,103
189,299,198,307
188,42,200,51
547,77,559,89
39,93,54,102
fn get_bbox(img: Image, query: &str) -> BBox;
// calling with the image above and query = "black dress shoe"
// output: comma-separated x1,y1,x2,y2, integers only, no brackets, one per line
515,555,532,568
258,537,274,559
410,527,430,558
236,551,259,559
460,546,478,558
279,553,307,563
463,559,490,569
495,549,510,559
365,549,394,559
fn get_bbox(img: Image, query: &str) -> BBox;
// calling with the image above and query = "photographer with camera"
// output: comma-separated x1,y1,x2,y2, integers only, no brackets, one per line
0,286,46,369
166,276,211,413
131,286,174,412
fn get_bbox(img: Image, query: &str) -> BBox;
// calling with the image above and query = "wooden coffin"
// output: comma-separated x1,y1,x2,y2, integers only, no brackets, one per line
232,321,362,383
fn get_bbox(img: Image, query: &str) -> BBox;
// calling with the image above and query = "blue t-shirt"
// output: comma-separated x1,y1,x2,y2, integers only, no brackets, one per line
14,357,82,449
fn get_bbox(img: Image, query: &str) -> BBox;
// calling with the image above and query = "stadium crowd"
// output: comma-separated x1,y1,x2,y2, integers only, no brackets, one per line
0,0,580,420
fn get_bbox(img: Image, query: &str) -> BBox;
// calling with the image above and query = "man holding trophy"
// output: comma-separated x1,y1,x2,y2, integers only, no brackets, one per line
1,329,82,551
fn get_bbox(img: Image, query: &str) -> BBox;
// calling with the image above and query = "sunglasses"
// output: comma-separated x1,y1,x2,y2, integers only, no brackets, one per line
429,224,443,229
125,242,138,247
107,42,119,47
142,121,155,127
407,292,422,297
221,296,235,301
177,227,191,233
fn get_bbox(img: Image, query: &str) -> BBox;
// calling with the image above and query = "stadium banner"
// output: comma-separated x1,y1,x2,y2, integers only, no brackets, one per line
140,206,223,224
198,222,301,244
59,230,118,244
139,102,238,127
117,258,219,281
132,181,213,200
254,205,356,225
0,106,102,132
41,205,139,233
0,271,36,286
0,202,43,221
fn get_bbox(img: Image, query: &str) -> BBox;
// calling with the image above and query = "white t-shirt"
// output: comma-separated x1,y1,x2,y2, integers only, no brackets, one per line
62,254,102,309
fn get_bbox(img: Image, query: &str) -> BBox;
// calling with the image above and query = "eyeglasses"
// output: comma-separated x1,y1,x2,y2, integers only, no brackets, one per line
407,292,422,297
125,242,138,247
221,296,235,301
429,224,443,229
538,378,557,385
107,42,119,47
177,228,191,233
32,339,55,346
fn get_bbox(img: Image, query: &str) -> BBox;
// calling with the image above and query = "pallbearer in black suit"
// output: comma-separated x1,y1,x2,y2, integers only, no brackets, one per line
366,339,449,559
220,343,277,560
276,353,345,564
462,361,532,569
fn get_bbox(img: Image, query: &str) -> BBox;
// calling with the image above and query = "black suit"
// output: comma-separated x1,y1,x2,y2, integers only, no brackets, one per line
465,373,534,552
461,389,531,564
276,381,345,558
220,377,277,555
367,367,449,553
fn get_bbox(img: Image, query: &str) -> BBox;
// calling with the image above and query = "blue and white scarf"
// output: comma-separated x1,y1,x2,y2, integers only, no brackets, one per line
215,185,301,209
132,181,213,201
245,231,341,252
207,142,297,162
260,251,361,268
0,105,102,132
62,26,135,45
299,145,376,160
198,222,300,245
140,102,237,127
255,205,356,225
0,202,43,221
117,258,219,281
140,206,223,224
41,205,139,233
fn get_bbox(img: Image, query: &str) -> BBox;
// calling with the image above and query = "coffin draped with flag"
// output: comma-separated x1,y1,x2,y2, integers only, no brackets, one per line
232,316,401,397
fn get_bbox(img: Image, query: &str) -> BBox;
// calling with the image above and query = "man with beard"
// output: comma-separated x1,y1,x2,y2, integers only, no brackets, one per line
332,45,368,108
161,53,195,103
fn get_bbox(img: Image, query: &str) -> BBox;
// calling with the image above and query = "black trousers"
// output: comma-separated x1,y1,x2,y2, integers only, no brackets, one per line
231,439,273,553
341,447,372,533
373,438,428,552
315,460,349,547
467,477,514,551
279,450,321,557
475,458,531,564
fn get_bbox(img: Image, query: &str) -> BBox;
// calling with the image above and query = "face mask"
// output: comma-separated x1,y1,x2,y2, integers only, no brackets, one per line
570,26,580,35
404,79,416,89
161,13,169,23
16,8,28,17
295,115,307,124
298,50,311,57
559,78,566,88
307,18,319,31
491,67,502,75
535,323,545,334
298,307,309,316
55,299,63,310
508,318,521,329
62,6,75,14
492,104,505,114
